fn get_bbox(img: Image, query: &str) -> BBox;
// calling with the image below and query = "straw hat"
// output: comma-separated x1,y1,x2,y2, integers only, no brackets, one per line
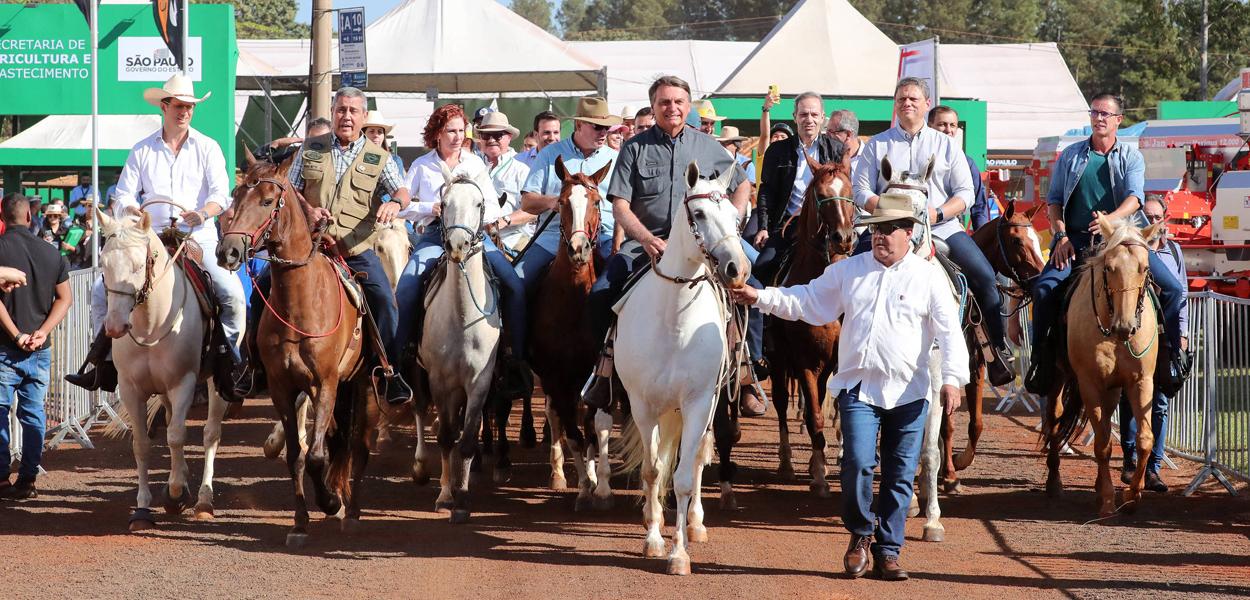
476,111,520,137
44,202,66,217
716,126,747,143
143,73,211,108
619,105,634,121
695,100,726,122
571,97,622,127
860,194,923,225
360,110,394,134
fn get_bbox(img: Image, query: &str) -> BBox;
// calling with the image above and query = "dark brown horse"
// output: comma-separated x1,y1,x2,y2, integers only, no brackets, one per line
936,200,1046,493
217,161,379,548
766,151,857,497
528,156,614,509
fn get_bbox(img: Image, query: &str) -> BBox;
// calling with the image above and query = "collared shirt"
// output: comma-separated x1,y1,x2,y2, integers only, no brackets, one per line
787,137,820,216
848,142,869,234
112,127,232,246
1155,239,1189,335
68,185,93,218
400,148,501,227
854,125,974,241
288,133,405,198
487,148,534,249
736,154,757,185
523,138,618,253
607,125,743,255
754,252,970,409
516,145,542,168
1047,137,1145,232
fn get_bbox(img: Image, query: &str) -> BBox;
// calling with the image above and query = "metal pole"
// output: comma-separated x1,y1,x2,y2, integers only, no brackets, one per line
90,0,99,269
311,0,333,121
180,0,189,76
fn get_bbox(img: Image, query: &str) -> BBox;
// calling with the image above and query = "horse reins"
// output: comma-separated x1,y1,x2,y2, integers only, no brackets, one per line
103,234,191,347
1089,241,1154,354
439,176,498,318
651,189,742,288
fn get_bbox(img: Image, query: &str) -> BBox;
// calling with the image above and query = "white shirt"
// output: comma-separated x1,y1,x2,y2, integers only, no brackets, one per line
786,137,819,216
112,127,232,247
754,252,970,409
848,142,869,235
400,148,501,228
853,125,974,241
487,148,533,250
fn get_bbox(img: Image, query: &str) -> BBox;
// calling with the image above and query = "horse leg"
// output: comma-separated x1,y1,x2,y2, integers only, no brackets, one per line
636,414,665,559
163,379,197,516
668,409,712,576
520,392,538,449
1122,379,1153,514
1083,386,1116,518
799,371,830,498
435,408,455,513
712,388,738,510
411,401,432,486
451,383,488,524
480,389,495,458
306,385,344,519
493,388,513,483
562,398,595,512
1044,383,1066,499
591,406,615,509
545,396,567,490
273,385,311,548
121,383,156,532
263,420,287,461
920,358,945,541
687,430,713,544
953,362,986,475
343,380,376,533
195,379,227,520
772,372,794,478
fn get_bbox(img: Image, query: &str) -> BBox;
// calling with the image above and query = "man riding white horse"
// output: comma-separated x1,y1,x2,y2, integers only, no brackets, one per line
68,74,245,401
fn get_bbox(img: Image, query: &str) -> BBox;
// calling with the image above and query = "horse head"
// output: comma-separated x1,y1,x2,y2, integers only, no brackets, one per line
555,155,608,267
1090,215,1163,339
373,220,412,293
799,150,857,259
681,161,750,289
440,165,489,264
218,158,300,272
976,200,1047,287
880,155,935,255
98,209,161,338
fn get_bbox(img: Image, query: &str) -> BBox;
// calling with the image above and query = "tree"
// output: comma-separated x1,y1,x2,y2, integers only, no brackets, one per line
557,0,589,37
195,0,309,39
511,0,554,34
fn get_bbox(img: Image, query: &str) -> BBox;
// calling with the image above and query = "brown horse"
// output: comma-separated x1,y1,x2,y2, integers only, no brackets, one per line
1043,216,1163,517
217,161,379,548
939,200,1046,492
528,156,614,509
766,151,857,497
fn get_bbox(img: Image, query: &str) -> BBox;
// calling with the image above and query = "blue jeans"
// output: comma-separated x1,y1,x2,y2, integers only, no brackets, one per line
394,224,526,355
1119,389,1168,475
513,233,558,296
943,231,1005,348
1032,238,1184,353
0,347,51,481
839,385,929,560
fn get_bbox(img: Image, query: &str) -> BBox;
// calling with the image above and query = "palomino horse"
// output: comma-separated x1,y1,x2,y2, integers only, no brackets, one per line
1044,216,1163,517
939,200,1046,492
414,167,501,523
617,162,750,575
98,209,226,530
529,156,614,509
374,220,411,294
217,161,378,548
767,150,857,498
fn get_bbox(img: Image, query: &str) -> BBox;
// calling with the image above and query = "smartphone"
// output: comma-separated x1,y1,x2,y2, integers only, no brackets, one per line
768,84,779,101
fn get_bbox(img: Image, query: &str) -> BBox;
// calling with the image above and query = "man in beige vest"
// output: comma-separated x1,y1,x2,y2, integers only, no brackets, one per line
235,87,414,404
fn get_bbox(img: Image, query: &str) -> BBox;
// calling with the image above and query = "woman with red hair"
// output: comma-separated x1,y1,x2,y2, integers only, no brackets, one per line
392,104,531,395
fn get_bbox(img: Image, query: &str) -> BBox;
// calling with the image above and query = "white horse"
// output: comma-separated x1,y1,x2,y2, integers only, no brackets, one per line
617,162,751,575
98,209,226,530
415,167,501,524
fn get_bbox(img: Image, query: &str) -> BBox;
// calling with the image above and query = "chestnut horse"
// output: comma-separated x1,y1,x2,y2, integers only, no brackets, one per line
217,161,379,548
766,151,856,498
528,156,614,509
938,200,1046,492
1044,216,1163,517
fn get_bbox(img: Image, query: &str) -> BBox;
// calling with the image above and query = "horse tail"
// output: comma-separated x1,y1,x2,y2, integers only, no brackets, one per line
1042,380,1087,453
615,410,683,500
104,395,165,440
323,381,357,504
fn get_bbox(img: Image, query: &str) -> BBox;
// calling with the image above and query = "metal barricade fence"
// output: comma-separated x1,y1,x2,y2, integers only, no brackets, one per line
1180,292,1249,494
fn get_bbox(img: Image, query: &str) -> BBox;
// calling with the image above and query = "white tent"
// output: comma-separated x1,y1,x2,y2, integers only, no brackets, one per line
0,115,160,152
938,43,1090,151
571,40,756,114
715,0,899,97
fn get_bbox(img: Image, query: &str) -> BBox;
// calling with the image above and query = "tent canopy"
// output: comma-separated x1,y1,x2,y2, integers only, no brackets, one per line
0,115,160,167
715,0,899,97
571,40,755,114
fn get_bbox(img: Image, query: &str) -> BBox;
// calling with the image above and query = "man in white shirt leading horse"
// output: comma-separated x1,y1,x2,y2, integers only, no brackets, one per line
730,194,970,581
68,74,246,401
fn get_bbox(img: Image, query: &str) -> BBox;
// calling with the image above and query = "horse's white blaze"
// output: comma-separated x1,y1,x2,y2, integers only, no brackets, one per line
568,185,590,246
830,176,845,197
1025,226,1044,269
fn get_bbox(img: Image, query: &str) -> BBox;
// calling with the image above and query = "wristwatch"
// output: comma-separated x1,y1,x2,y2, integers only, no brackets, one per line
1053,231,1068,241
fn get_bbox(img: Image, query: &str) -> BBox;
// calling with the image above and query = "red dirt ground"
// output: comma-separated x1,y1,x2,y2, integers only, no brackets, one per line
1,396,1247,600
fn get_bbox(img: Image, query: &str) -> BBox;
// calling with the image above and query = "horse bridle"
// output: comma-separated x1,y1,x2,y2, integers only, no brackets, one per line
652,188,741,287
808,194,856,257
222,176,320,268
1091,241,1152,338
560,183,600,259
440,177,488,263
103,237,166,306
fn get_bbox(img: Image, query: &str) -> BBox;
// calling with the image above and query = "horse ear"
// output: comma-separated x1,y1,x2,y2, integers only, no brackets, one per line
438,161,454,188
95,205,115,234
922,155,936,182
715,164,736,190
1141,219,1165,243
1024,202,1044,220
1005,199,1015,219
555,155,569,182
243,145,258,168
139,211,151,231
804,148,821,173
1097,214,1114,239
881,157,893,183
685,161,700,190
589,160,612,186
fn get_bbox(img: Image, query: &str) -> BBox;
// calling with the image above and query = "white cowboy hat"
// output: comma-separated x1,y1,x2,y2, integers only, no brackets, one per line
143,73,211,108
43,202,66,217
360,110,394,134
716,126,747,144
475,111,520,137
860,193,924,225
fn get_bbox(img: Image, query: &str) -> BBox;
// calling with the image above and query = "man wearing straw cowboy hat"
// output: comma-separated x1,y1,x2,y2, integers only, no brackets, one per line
360,109,406,192
68,73,246,402
516,96,620,290
716,126,755,186
476,111,536,256
729,194,968,581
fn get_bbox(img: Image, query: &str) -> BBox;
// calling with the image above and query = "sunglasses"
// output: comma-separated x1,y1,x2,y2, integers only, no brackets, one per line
478,131,506,140
870,221,912,235
590,124,612,132
1145,213,1165,222
1088,109,1121,120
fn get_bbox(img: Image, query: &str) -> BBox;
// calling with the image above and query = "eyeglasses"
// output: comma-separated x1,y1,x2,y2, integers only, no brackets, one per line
870,221,911,235
590,124,612,132
478,131,506,140
1088,109,1121,120
1145,213,1165,222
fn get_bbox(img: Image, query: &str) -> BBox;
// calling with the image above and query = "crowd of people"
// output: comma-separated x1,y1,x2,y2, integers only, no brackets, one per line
0,70,1191,582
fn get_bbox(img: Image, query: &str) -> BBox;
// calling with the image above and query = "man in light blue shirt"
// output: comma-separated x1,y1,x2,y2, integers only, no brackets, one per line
854,77,1012,387
517,97,620,292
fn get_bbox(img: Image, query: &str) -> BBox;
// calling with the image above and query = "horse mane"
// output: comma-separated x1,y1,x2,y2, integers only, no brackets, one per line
1081,219,1147,274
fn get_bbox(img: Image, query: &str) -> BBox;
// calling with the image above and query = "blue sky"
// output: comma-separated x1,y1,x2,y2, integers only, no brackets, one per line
295,0,556,25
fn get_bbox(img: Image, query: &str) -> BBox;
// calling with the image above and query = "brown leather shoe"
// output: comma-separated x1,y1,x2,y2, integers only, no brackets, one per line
740,387,767,417
843,534,872,578
873,555,909,581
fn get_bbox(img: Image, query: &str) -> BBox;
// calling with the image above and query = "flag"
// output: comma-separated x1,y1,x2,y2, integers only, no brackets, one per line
151,0,186,71
73,0,91,26
895,38,940,125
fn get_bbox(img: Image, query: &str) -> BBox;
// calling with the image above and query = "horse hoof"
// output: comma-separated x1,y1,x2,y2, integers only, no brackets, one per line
643,539,666,558
574,494,593,512
923,526,945,543
450,509,471,524
342,517,361,534
412,469,431,487
163,487,193,516
592,494,614,511
809,481,831,498
550,475,567,490
286,532,309,549
320,496,343,518
434,499,454,513
1045,480,1063,499
192,503,215,521
907,502,921,518
719,493,738,511
942,480,963,495
493,467,512,484
666,555,691,576
687,524,708,543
